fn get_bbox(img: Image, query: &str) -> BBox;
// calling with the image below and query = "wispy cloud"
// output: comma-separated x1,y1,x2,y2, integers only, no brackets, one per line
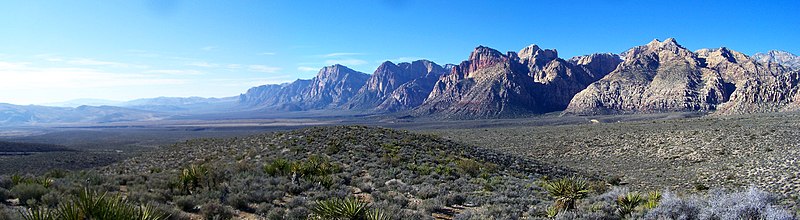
297,66,318,72
125,50,193,60
248,65,281,73
0,62,184,90
322,52,364,57
186,60,283,74
186,61,219,68
146,69,204,75
259,52,276,56
325,59,367,66
66,58,147,68
380,57,426,64
36,54,147,68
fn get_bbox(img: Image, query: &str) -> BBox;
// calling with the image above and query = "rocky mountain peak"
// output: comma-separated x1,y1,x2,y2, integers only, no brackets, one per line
753,50,800,70
519,44,558,65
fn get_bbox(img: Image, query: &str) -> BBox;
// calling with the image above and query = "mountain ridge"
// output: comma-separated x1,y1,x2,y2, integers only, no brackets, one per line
6,38,800,125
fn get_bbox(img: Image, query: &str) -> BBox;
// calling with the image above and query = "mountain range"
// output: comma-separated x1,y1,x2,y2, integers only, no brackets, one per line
239,38,800,118
3,38,800,125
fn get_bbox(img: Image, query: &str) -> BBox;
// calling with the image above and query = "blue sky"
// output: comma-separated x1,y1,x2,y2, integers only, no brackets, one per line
0,0,798,105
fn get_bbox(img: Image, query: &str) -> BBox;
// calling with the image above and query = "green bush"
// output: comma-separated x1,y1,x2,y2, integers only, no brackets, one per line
11,183,49,204
200,202,233,220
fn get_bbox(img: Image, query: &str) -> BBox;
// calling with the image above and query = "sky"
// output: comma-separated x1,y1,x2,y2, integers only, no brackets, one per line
0,0,798,105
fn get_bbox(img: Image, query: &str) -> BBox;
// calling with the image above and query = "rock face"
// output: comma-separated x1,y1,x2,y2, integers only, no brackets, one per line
347,60,447,110
238,38,800,118
303,65,370,109
238,65,368,110
753,50,800,70
566,38,800,115
374,61,448,111
415,45,620,118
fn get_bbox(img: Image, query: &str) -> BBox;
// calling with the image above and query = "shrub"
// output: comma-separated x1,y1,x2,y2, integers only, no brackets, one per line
698,187,793,220
11,183,49,204
455,158,482,177
174,196,199,212
200,202,233,220
644,188,794,220
644,191,705,220
0,187,12,201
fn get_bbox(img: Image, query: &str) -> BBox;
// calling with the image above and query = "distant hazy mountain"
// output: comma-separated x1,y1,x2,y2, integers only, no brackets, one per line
119,96,237,113
238,65,370,111
0,103,164,126
753,50,800,70
42,99,124,107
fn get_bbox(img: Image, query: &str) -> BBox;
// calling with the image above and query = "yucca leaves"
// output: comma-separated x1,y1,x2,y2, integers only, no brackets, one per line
312,197,379,220
19,207,53,220
541,176,590,212
616,192,644,216
644,191,661,209
364,209,391,220
19,188,168,220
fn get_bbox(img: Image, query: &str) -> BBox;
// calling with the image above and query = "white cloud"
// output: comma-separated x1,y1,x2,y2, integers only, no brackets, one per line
248,65,281,73
0,62,184,91
322,52,364,57
227,64,243,69
146,69,203,75
325,59,367,66
186,61,219,68
259,52,276,56
66,58,147,68
34,54,145,68
297,66,318,72
382,57,425,63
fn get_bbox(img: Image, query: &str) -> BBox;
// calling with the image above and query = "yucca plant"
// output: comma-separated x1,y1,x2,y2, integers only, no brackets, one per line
55,201,83,220
264,159,292,176
643,191,661,209
11,174,25,186
545,205,559,218
364,209,391,220
311,197,368,219
20,207,53,220
616,192,644,217
541,177,590,211
179,164,207,194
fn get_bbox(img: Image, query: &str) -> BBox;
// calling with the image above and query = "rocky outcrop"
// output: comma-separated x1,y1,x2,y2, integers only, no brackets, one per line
238,80,310,110
237,65,368,111
236,38,800,118
753,50,800,70
302,65,370,109
373,61,448,111
347,60,446,110
566,39,800,115
415,44,618,118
